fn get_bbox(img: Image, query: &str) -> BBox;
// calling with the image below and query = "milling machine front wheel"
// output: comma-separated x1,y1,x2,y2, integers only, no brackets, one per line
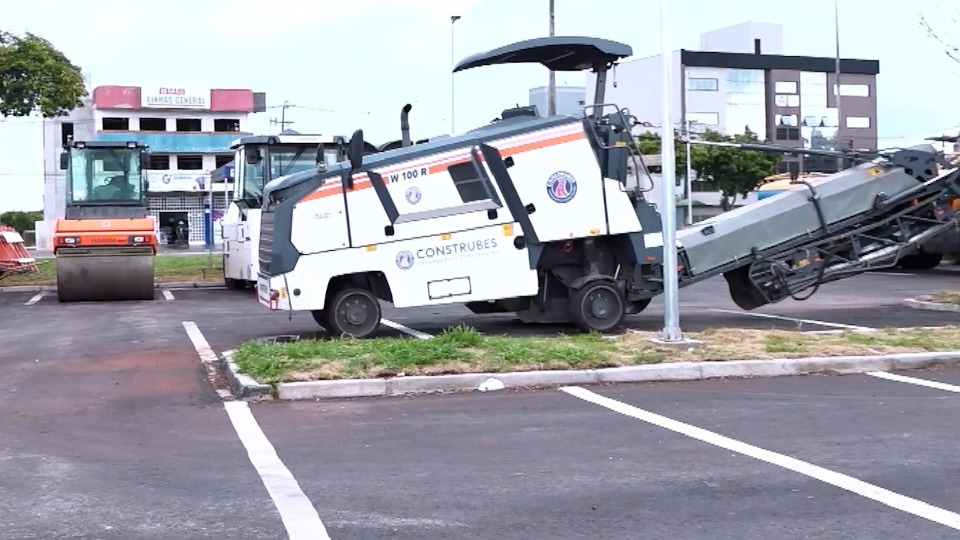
569,281,626,333
324,287,382,339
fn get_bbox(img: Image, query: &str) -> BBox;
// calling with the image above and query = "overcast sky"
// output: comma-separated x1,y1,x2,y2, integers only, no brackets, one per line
1,0,958,213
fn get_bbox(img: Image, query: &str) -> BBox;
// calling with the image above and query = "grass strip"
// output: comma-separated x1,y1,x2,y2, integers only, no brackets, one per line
232,324,960,384
0,254,223,286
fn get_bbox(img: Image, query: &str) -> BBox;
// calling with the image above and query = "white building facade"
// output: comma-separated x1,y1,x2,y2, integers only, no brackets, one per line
37,85,266,249
584,22,879,221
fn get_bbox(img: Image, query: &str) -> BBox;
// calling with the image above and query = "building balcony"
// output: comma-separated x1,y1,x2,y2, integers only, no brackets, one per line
96,131,250,153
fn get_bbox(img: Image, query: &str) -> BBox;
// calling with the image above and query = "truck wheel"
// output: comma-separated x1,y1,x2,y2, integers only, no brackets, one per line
899,251,943,270
326,287,382,338
569,281,626,333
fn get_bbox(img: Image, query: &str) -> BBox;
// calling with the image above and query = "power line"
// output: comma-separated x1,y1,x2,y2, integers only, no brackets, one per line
268,101,295,131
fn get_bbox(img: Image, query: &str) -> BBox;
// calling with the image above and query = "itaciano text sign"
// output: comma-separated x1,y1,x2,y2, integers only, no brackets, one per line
141,87,210,109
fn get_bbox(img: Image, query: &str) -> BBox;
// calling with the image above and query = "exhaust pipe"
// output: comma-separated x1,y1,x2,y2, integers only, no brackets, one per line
401,103,412,147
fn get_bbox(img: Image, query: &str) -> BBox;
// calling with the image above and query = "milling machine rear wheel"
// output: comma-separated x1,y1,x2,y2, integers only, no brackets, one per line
898,251,943,270
569,281,626,333
56,254,156,302
325,287,382,338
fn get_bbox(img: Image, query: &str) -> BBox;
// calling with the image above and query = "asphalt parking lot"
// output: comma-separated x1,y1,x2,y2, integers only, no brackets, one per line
2,268,960,539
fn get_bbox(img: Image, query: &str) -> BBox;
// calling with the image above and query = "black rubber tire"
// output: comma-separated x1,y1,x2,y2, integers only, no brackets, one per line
310,310,328,328
569,281,626,333
325,287,382,338
898,251,943,270
627,297,652,315
224,277,246,290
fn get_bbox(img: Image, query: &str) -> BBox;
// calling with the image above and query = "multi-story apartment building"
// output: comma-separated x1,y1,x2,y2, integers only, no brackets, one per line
37,84,266,249
585,22,880,220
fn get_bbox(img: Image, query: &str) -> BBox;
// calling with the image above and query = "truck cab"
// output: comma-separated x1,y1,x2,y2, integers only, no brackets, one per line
221,134,372,288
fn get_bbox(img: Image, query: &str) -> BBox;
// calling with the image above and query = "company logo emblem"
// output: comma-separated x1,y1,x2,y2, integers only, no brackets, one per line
162,174,172,184
405,186,422,205
546,171,577,203
101,221,111,228
395,250,415,270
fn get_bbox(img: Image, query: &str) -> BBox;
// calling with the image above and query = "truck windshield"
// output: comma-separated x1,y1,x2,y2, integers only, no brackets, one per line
68,148,142,204
239,145,341,203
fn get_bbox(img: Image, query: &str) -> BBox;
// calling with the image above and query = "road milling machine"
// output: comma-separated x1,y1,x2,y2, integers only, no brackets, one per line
253,35,960,338
222,133,380,289
53,140,158,302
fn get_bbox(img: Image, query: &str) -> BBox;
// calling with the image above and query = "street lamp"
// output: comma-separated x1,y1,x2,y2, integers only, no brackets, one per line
451,15,461,134
656,0,685,343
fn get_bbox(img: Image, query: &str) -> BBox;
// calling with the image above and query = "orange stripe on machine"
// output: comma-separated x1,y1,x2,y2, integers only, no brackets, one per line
298,125,587,203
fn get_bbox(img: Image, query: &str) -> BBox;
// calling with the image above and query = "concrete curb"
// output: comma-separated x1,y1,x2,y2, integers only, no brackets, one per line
903,297,960,313
0,281,224,293
219,350,273,400
225,350,960,401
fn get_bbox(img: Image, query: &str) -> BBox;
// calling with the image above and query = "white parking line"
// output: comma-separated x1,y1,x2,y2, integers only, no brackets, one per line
560,385,960,531
381,318,433,340
24,291,46,306
162,289,175,301
866,371,960,393
181,321,330,538
182,321,219,363
224,401,331,540
709,308,873,331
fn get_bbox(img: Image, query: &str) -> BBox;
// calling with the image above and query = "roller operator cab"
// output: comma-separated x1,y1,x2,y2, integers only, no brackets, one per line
53,140,158,303
256,35,960,338
222,134,379,289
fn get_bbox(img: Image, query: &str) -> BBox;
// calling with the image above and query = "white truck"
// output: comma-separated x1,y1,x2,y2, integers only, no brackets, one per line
254,35,960,338
221,134,371,289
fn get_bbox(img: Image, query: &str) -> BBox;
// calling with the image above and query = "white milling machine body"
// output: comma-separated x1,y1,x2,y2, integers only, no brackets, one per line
221,134,378,288
255,35,960,338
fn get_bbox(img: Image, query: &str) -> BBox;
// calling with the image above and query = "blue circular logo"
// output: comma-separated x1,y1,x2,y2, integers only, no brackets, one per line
546,171,577,203
395,250,414,270
405,186,422,205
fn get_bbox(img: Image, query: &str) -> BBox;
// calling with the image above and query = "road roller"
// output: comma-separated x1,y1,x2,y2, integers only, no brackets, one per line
53,140,158,303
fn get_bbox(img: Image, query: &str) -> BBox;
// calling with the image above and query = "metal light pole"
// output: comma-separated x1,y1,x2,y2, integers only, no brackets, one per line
833,0,843,171
684,119,693,226
547,0,556,116
450,15,461,134
657,0,684,342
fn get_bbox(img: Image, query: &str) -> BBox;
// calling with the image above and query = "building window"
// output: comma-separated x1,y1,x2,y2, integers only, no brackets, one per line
687,77,719,91
178,155,204,170
215,155,233,168
776,127,800,141
148,155,171,169
835,83,870,97
139,118,167,131
687,112,719,126
846,116,871,129
176,118,202,131
101,117,129,130
774,81,798,94
775,114,798,126
214,119,240,132
60,122,74,146
775,94,800,107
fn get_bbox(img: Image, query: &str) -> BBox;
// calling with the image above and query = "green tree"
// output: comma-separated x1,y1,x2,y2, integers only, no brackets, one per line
0,30,87,118
0,210,42,234
634,129,690,179
691,127,782,211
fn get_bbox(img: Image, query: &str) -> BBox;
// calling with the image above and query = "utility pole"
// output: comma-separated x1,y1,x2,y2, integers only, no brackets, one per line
269,100,295,132
547,0,556,116
833,0,843,171
451,15,461,134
